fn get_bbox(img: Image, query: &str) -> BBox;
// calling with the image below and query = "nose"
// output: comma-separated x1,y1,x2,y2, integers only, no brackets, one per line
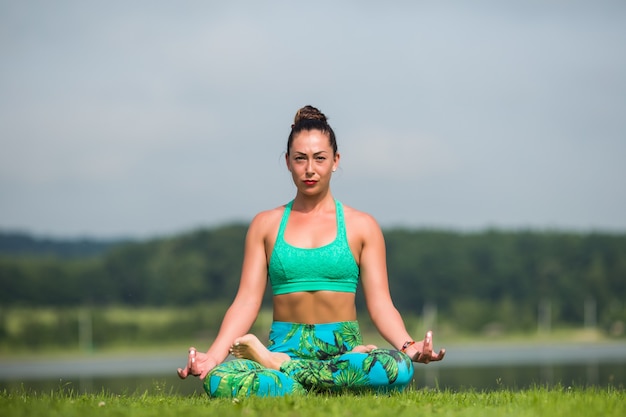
306,160,314,176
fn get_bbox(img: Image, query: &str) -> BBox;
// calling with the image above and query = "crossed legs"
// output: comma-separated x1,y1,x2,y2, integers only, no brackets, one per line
230,334,378,369
230,334,290,370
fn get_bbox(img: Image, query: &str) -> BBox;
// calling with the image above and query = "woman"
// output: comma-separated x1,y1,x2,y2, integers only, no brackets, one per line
178,105,445,397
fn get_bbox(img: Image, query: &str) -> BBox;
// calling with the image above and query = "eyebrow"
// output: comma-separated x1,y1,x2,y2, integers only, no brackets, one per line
293,151,329,156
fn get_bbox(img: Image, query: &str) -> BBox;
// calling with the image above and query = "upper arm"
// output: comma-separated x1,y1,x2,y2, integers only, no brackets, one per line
354,214,395,316
231,213,271,310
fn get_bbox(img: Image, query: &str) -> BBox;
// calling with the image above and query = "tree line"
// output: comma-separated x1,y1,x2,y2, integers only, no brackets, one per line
1,226,625,333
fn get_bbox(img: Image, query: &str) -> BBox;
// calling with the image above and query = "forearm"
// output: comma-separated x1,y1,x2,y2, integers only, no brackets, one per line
370,305,444,362
369,305,413,350
206,301,260,363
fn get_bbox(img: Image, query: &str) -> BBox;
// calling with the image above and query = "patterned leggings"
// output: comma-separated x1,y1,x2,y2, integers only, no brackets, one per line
203,321,415,398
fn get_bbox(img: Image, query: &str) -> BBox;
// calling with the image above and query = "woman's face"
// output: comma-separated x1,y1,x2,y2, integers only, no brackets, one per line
286,129,339,195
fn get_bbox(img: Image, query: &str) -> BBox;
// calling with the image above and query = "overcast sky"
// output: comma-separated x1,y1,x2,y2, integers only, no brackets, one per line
1,0,625,239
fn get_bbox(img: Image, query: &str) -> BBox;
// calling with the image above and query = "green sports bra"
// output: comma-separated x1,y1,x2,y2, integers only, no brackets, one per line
268,200,360,295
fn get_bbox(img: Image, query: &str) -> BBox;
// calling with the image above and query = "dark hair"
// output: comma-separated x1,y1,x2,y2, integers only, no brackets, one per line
287,105,337,155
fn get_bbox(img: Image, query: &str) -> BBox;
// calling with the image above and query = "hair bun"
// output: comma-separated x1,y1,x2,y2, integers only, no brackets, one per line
287,105,337,154
293,105,327,125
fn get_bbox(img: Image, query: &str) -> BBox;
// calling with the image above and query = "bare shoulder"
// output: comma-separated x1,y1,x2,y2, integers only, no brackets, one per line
247,204,286,239
342,203,383,239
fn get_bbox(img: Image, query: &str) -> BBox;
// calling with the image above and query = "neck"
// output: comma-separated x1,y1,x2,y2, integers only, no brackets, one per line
292,190,334,213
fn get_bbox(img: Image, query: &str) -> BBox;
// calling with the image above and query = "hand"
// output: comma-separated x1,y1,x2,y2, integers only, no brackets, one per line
177,347,217,380
405,331,446,364
350,344,378,353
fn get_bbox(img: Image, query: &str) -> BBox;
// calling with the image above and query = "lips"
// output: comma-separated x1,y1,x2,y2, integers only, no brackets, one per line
303,180,317,186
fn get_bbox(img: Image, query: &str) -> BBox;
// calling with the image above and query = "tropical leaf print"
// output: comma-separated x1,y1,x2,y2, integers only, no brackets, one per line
236,371,261,397
282,359,335,389
310,322,361,359
327,358,352,374
283,323,301,344
204,323,414,398
361,349,404,384
285,324,315,358
300,324,317,349
337,322,363,348
396,349,414,369
333,363,370,389
206,359,291,398
312,332,344,359
282,322,365,359
208,360,260,398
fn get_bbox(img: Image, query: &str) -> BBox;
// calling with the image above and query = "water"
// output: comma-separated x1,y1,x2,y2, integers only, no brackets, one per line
417,362,625,391
2,343,625,395
1,363,624,396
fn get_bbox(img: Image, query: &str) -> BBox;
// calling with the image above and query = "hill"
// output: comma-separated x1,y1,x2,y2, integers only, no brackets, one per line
0,231,128,258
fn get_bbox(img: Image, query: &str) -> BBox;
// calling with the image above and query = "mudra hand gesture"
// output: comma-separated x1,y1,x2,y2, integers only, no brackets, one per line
177,347,217,380
403,331,446,364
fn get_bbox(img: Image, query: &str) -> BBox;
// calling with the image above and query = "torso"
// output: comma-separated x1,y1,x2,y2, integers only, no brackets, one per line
272,291,356,323
262,198,364,324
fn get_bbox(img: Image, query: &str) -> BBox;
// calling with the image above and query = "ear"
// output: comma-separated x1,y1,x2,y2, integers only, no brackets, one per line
333,152,340,172
285,153,292,171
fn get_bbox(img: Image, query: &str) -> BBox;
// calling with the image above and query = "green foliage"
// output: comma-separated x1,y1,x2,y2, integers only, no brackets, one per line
98,226,247,306
0,231,120,258
384,229,626,333
1,387,625,417
0,305,236,351
1,227,626,336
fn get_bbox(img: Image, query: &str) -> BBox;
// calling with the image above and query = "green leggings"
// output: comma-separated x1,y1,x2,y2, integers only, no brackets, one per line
203,321,415,398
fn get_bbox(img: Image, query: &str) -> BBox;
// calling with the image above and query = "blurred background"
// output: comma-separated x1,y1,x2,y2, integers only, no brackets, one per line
1,0,625,394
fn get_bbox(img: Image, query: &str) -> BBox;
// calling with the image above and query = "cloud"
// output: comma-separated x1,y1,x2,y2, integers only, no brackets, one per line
1,1,625,237
341,128,459,181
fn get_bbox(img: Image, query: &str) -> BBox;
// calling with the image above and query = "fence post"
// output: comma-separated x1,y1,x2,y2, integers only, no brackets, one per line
584,297,597,329
79,307,93,353
538,299,551,334
422,302,437,332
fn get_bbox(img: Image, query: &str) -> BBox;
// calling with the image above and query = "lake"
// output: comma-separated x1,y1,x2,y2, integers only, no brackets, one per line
1,342,624,395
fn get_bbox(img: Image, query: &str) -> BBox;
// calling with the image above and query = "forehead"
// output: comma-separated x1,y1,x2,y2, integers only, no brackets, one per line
290,130,332,153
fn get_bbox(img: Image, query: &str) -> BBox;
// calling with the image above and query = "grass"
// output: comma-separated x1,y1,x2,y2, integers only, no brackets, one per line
1,386,624,417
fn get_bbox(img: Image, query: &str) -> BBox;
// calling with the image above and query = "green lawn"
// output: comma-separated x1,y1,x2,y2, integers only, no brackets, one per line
1,387,624,417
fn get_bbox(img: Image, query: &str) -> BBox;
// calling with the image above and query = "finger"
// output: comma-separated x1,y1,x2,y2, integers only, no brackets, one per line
188,347,201,376
427,349,442,362
425,347,446,362
418,353,430,364
421,331,433,357
415,331,434,363
177,346,196,379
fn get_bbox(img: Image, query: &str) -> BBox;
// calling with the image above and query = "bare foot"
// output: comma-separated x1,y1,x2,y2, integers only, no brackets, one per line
351,344,378,353
230,334,290,370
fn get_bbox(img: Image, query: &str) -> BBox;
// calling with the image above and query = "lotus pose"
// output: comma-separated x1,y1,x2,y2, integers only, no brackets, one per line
178,105,445,398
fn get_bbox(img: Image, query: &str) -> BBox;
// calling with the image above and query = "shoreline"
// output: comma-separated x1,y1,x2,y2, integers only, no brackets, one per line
1,340,626,381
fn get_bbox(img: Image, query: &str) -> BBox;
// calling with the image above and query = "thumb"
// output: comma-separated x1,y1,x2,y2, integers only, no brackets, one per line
177,366,189,379
177,347,197,379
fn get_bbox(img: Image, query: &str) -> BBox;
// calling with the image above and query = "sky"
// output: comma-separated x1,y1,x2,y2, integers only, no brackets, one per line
1,0,625,239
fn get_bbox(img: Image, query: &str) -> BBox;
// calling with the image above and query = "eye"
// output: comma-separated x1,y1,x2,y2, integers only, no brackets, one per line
315,156,326,161
294,155,306,161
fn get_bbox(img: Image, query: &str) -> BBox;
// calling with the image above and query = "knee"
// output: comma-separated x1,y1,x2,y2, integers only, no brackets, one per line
203,359,303,398
203,359,263,398
394,360,415,387
362,350,415,388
